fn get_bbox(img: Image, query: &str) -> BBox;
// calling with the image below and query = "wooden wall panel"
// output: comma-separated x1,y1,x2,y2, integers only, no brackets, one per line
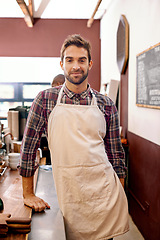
120,66,128,138
128,131,160,240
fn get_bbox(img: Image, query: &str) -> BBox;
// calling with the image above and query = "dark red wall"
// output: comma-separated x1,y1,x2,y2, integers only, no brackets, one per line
128,132,160,240
0,18,100,91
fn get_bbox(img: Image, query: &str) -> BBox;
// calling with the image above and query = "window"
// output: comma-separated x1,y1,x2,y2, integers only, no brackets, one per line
0,82,50,128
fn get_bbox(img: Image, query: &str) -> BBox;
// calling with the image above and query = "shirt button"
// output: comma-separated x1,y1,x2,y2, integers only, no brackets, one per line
75,99,79,104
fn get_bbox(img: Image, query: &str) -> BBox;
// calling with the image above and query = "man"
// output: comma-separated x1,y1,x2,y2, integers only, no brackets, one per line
51,74,65,87
20,34,129,240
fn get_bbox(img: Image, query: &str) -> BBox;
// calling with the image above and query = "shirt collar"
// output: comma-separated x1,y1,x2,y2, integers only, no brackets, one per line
63,83,91,99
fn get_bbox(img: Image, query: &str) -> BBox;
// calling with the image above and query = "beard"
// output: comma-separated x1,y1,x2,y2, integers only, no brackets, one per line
65,69,89,85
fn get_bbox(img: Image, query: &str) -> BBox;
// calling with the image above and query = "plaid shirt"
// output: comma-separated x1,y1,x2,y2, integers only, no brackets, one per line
19,84,126,178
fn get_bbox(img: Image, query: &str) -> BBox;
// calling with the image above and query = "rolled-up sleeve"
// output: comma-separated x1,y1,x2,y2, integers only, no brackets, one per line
19,91,45,177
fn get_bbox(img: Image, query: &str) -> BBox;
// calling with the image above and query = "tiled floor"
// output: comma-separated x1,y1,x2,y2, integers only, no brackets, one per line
114,215,144,240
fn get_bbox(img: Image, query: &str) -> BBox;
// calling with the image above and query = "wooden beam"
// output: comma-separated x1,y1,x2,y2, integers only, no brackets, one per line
16,0,34,27
28,0,33,16
87,0,102,28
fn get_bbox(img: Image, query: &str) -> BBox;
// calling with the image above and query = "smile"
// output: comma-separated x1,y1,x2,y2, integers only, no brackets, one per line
70,72,82,76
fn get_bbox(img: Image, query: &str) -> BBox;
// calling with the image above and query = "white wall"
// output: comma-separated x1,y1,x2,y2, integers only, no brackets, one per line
100,0,160,145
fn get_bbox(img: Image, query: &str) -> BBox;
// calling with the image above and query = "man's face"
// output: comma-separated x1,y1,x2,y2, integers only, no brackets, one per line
60,45,92,85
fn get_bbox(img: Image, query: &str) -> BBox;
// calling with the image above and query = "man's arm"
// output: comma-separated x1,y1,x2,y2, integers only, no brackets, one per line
20,91,50,212
22,176,50,212
103,101,127,185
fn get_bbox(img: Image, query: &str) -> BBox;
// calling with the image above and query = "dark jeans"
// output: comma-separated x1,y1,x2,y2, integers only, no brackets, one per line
108,239,113,240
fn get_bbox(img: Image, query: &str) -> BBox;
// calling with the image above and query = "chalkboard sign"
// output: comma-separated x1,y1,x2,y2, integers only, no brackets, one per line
136,43,160,109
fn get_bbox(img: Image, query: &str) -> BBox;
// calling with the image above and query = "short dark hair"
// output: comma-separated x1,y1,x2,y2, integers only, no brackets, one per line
60,34,92,63
52,74,65,87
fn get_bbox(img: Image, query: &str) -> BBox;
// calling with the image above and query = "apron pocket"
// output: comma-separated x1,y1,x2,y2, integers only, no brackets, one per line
57,162,112,204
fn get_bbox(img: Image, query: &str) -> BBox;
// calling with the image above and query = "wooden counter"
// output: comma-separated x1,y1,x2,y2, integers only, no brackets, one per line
0,168,32,239
0,166,66,240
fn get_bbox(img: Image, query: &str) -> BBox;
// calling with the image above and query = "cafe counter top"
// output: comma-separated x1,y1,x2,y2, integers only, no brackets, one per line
28,166,66,240
0,166,66,240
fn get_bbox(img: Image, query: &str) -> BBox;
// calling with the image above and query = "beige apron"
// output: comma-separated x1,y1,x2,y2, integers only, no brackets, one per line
48,85,129,240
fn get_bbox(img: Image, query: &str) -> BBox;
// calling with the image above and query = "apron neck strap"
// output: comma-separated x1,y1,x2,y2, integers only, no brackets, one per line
90,89,97,105
56,84,97,106
57,84,65,104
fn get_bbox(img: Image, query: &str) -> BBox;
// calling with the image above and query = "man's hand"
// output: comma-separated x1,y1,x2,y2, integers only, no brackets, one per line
23,193,50,212
22,175,50,212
